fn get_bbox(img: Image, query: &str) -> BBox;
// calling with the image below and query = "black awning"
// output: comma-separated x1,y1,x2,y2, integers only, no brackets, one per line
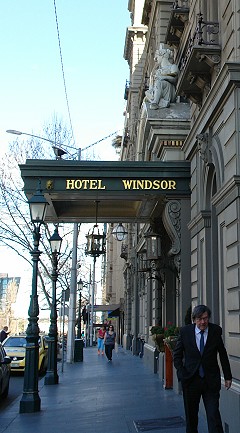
108,308,120,318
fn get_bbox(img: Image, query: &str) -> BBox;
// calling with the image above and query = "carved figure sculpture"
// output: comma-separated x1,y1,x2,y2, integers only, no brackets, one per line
145,48,179,109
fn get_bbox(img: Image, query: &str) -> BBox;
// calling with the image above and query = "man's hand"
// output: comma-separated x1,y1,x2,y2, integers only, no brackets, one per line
225,380,232,390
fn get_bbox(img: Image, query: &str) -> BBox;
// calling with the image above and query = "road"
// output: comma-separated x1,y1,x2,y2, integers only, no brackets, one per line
0,373,45,411
0,354,63,411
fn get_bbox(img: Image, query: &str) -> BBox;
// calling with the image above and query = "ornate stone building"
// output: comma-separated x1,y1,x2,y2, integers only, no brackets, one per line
106,1,240,430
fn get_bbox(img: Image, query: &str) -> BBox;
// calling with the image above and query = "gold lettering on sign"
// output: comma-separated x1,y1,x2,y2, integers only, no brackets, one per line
66,179,106,190
66,179,176,190
121,179,176,190
66,179,75,189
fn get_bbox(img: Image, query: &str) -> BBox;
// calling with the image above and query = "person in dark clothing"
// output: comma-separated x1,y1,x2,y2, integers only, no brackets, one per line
104,325,116,361
0,326,9,343
173,305,232,433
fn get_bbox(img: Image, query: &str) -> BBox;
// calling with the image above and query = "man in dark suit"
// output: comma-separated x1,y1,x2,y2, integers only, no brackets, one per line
173,305,232,433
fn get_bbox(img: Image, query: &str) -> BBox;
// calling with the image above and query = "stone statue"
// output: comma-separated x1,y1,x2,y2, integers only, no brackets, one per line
145,48,179,109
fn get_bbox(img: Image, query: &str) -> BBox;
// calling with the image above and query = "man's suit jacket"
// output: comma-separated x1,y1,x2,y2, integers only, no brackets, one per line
173,323,232,391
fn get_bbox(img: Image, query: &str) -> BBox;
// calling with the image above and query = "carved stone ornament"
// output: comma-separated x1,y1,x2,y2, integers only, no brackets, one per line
162,200,181,257
145,46,179,109
162,200,181,277
196,132,212,165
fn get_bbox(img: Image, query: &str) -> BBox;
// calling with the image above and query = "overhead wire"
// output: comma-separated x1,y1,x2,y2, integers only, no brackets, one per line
53,0,76,147
68,114,142,160
52,1,139,160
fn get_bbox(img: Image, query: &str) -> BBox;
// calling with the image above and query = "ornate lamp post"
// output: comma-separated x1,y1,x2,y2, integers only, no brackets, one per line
45,225,62,385
74,278,84,362
19,181,48,413
85,201,106,346
77,279,83,339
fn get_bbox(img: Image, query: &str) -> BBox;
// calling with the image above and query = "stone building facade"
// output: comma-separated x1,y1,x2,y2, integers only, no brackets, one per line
106,1,240,431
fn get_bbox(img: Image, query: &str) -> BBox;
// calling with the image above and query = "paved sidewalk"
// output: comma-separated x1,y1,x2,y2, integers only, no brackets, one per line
0,346,208,433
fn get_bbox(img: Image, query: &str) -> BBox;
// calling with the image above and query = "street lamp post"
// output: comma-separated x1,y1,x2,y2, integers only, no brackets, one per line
85,202,106,346
77,279,83,339
19,181,48,414
73,278,84,362
45,226,62,385
6,129,68,158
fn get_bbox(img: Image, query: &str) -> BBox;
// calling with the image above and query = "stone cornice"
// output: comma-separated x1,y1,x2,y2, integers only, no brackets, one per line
123,26,148,64
139,101,190,156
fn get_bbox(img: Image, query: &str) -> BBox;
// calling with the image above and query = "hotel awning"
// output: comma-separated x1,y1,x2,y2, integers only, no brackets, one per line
19,160,191,223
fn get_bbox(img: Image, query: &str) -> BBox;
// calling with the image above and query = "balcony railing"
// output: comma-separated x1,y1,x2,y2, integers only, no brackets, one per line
173,0,189,6
165,0,189,47
177,13,221,105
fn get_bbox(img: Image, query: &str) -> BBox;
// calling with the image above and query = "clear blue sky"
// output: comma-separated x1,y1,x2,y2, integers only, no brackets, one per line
0,1,130,283
0,0,130,159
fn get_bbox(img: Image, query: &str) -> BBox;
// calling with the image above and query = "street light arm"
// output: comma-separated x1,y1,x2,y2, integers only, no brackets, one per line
6,129,61,145
6,129,76,153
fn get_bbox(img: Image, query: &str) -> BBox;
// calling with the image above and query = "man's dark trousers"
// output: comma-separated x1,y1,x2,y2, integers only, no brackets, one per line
182,374,223,433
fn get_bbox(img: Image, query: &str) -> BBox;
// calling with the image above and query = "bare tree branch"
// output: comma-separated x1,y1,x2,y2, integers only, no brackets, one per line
0,119,80,312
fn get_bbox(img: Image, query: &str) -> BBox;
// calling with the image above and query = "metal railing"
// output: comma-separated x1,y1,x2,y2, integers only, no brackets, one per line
179,14,220,71
172,0,189,8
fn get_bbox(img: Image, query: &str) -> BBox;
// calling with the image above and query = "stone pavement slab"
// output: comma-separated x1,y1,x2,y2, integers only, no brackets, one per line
0,346,208,433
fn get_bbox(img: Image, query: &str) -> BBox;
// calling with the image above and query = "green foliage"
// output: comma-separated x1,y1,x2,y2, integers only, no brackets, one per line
163,322,179,338
150,325,164,335
151,322,180,338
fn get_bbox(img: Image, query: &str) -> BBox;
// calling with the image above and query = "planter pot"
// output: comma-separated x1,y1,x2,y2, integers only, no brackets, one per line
163,336,178,353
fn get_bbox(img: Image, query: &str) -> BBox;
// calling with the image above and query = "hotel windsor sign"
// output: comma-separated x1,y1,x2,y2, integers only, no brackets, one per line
19,160,191,223
65,178,177,191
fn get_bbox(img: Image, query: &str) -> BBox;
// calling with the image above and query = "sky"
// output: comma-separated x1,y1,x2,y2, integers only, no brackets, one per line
0,1,130,316
0,0,129,158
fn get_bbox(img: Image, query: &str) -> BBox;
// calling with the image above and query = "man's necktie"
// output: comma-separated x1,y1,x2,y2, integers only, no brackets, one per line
199,330,205,377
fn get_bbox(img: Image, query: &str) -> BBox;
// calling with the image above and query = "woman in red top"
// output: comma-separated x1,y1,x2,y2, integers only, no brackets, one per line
97,326,106,355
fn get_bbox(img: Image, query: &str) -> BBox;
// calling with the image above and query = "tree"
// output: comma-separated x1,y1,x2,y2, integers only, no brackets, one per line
0,119,77,311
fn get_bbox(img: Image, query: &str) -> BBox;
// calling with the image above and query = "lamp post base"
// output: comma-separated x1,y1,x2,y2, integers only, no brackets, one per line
44,371,59,385
44,336,59,385
19,393,41,413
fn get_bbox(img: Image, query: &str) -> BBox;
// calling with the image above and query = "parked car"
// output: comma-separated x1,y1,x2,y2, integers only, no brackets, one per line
3,334,48,375
0,343,11,398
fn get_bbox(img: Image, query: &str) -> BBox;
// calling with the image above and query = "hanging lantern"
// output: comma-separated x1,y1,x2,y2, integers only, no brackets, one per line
112,223,128,241
85,201,106,257
145,229,161,261
85,225,106,257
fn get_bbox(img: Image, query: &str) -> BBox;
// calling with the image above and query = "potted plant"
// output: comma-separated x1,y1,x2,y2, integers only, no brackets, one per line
150,325,165,352
163,322,180,352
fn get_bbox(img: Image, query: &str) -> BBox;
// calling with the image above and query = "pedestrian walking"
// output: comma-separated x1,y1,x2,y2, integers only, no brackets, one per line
173,304,232,433
97,325,106,355
0,326,9,343
104,325,116,361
